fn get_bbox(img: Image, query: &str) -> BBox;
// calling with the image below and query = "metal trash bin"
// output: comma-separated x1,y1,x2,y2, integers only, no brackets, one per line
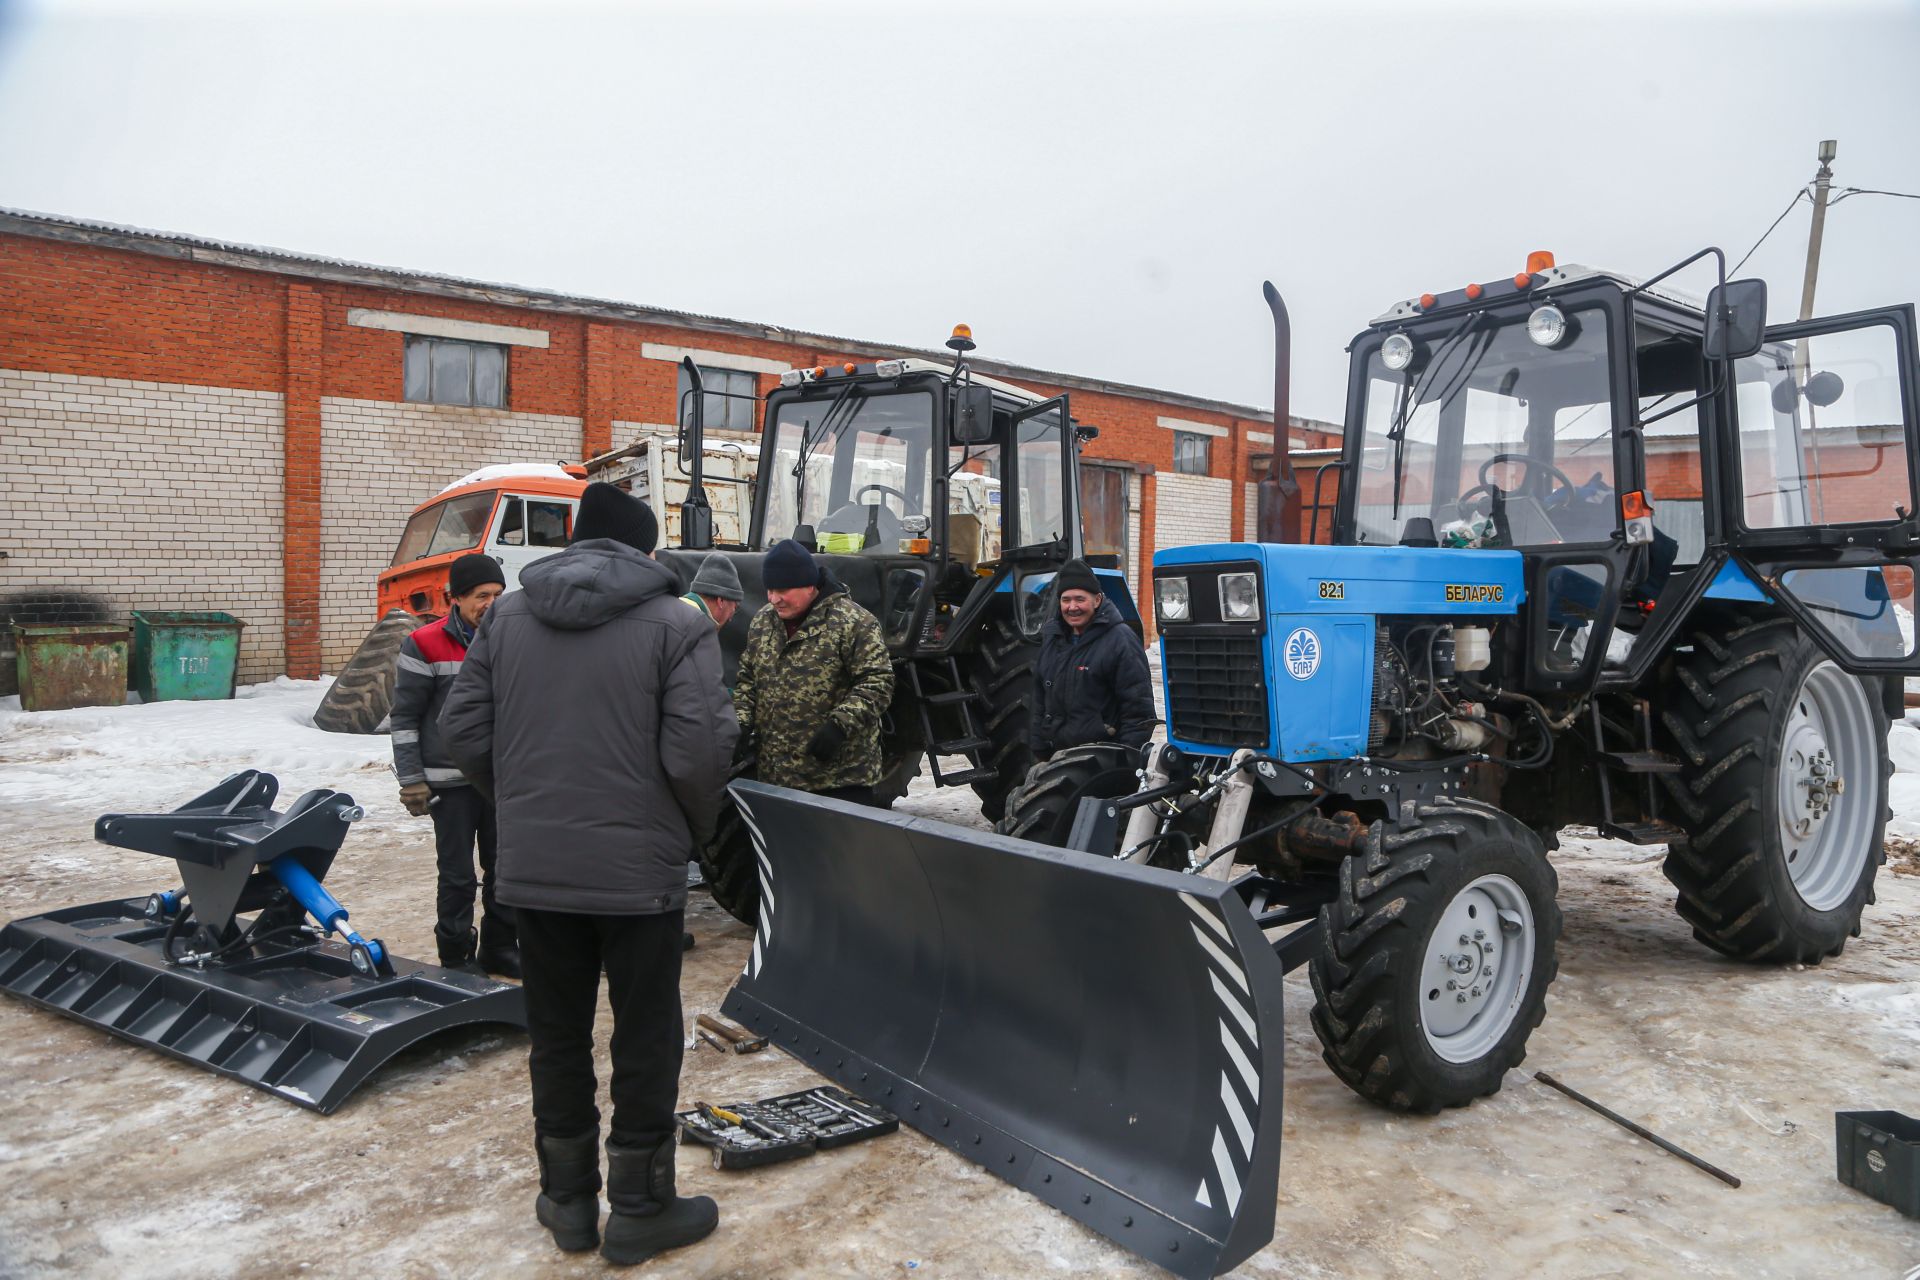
130,610,246,702
13,625,130,712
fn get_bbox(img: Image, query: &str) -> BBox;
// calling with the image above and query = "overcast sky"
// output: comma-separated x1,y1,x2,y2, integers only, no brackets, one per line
1,0,1915,424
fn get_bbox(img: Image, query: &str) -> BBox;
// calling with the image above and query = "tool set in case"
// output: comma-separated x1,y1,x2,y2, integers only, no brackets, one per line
676,1086,898,1170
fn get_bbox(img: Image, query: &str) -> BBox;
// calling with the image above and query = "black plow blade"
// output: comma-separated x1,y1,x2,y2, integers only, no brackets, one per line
0,902,525,1114
720,781,1286,1279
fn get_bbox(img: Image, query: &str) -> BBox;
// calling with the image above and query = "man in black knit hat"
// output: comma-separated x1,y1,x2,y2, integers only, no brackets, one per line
440,482,735,1266
732,537,893,804
390,551,517,977
1029,558,1155,762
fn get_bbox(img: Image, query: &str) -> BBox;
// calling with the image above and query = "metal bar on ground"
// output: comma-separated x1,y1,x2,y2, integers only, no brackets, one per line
1534,1071,1741,1189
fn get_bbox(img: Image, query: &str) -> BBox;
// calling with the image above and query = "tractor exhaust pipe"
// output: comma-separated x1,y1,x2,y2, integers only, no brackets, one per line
1258,282,1301,544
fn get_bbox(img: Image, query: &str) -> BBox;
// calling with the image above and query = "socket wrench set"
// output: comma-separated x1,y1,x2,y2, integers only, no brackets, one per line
676,1086,899,1171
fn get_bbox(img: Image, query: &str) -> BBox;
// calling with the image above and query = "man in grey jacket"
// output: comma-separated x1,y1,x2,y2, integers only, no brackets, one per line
440,483,736,1267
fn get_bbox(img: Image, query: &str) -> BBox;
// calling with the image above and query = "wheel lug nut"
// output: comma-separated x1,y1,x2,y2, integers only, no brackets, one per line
1473,929,1485,941
1459,934,1471,946
1456,993,1467,1003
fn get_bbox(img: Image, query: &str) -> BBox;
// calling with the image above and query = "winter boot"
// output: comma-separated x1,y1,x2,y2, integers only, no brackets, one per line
534,1128,602,1253
478,915,522,980
600,1137,718,1266
434,924,481,974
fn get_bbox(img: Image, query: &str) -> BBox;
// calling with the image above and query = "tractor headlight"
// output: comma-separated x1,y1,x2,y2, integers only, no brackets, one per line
1155,576,1190,623
1381,332,1416,371
1527,305,1569,348
1218,572,1260,622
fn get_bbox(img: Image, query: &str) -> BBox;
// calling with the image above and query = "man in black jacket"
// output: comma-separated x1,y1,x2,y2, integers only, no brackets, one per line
440,483,736,1267
1030,559,1156,761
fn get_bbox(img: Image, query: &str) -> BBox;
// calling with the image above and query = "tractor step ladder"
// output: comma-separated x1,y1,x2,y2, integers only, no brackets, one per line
1590,699,1685,845
906,658,998,787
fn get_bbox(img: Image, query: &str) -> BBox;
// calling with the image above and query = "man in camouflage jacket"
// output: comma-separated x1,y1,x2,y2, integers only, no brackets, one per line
734,538,894,803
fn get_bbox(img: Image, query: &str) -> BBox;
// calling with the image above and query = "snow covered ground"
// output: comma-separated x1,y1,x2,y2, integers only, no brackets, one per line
1,681,1918,1278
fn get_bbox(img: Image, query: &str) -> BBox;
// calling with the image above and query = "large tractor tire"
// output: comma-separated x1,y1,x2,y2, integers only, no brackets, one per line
1656,616,1889,964
1308,800,1561,1113
697,744,923,927
994,742,1142,851
967,615,1040,822
312,610,431,734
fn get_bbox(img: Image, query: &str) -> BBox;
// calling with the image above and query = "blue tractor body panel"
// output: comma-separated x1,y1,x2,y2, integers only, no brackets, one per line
1703,558,1773,603
1154,544,1525,763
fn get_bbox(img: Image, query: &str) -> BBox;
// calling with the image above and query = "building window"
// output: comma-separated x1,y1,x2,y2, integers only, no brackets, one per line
404,336,507,407
677,364,758,433
1172,431,1211,475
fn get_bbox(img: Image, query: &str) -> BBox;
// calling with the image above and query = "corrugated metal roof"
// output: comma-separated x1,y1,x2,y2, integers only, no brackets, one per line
0,206,1337,433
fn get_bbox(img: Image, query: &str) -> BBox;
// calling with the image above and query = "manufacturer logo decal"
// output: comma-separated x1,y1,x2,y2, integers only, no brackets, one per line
1283,627,1321,680
1318,581,1345,600
1867,1149,1887,1174
1445,583,1505,604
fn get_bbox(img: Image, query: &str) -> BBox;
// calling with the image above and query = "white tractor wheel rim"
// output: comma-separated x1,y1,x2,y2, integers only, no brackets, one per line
1777,660,1877,912
1418,873,1535,1063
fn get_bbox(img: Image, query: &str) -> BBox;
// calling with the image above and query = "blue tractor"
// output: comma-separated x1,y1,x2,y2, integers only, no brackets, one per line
999,248,1920,1112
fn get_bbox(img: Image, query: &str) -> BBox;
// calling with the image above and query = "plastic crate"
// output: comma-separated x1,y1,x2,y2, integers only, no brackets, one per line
1835,1110,1920,1219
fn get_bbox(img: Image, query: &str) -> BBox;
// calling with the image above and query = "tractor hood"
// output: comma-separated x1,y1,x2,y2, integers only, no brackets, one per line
1150,544,1525,764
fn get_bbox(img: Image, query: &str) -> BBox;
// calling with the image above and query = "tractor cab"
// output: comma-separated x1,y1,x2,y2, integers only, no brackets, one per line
676,334,1116,657
1334,250,1920,692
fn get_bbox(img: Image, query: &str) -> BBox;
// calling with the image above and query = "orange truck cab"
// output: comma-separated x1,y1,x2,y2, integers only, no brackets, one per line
377,464,589,619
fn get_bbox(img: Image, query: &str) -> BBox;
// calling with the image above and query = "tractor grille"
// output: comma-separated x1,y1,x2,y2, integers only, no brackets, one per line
1162,631,1269,748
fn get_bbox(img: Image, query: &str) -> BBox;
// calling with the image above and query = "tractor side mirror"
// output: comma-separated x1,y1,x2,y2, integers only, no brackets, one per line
1804,369,1846,408
1703,278,1768,361
953,385,996,445
680,496,713,550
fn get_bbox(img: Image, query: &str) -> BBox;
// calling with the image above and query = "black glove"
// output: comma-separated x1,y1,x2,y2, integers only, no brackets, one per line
806,722,847,761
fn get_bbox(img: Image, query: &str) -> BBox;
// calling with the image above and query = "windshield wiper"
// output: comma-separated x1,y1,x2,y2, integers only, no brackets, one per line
1389,313,1486,520
791,384,860,520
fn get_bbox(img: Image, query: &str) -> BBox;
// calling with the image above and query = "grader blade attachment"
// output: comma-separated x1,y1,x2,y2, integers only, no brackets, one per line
0,771,526,1114
720,781,1286,1279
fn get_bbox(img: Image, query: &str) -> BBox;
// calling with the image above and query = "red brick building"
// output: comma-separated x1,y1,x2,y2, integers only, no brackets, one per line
0,210,1338,690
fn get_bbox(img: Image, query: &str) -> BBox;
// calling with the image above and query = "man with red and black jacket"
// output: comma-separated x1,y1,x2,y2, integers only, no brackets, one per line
392,552,519,978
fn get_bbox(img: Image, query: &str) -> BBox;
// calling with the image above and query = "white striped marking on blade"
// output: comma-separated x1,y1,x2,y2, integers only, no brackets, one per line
1221,1074,1255,1158
1211,1128,1243,1214
1209,969,1258,1048
1179,891,1232,945
1220,1021,1260,1104
1189,924,1250,997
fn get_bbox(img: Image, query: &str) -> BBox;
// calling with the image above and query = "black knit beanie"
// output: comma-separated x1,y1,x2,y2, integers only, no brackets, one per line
762,538,822,591
572,482,659,554
1055,559,1101,596
447,552,506,598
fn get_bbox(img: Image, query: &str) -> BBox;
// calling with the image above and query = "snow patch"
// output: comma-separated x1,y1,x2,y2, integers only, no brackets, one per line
1829,981,1920,1045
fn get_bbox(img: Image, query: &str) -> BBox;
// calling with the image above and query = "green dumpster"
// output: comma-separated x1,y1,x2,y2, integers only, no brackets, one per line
130,611,246,702
13,625,130,712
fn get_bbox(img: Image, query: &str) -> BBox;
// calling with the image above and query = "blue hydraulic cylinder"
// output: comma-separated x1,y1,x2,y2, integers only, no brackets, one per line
269,854,385,966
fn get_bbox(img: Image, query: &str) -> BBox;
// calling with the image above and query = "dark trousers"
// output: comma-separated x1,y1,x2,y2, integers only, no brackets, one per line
517,907,685,1148
430,785,510,940
819,785,890,809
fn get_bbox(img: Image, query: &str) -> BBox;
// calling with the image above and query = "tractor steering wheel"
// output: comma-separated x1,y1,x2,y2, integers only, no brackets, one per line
1459,452,1576,517
855,483,911,513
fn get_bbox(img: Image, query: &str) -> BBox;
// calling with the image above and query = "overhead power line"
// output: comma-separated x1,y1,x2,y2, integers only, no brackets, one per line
1730,186,1811,277
1830,186,1920,204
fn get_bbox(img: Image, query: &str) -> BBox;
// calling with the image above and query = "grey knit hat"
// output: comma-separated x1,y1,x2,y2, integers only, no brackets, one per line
688,553,744,602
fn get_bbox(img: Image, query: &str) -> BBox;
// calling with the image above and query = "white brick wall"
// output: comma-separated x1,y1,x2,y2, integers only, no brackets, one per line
1155,473,1234,551
1244,482,1258,541
0,369,286,690
318,398,582,670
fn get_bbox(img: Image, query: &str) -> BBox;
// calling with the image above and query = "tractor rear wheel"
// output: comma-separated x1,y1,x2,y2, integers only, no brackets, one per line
312,609,431,734
968,616,1039,822
995,743,1142,851
1308,800,1560,1113
1656,616,1889,964
697,743,923,927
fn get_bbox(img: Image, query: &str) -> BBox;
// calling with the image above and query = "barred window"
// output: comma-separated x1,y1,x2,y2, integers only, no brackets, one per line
404,336,508,407
678,364,758,433
1173,431,1211,475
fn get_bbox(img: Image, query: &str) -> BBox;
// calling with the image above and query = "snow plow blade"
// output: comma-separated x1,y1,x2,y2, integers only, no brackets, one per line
0,771,526,1114
720,781,1285,1279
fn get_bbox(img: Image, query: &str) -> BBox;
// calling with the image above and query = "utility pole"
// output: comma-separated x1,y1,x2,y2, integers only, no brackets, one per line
1795,138,1838,521
1798,138,1838,321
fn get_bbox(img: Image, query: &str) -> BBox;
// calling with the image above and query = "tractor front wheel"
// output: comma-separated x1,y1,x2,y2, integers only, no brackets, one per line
995,742,1142,852
1308,800,1561,1113
1656,616,1889,964
967,616,1040,822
